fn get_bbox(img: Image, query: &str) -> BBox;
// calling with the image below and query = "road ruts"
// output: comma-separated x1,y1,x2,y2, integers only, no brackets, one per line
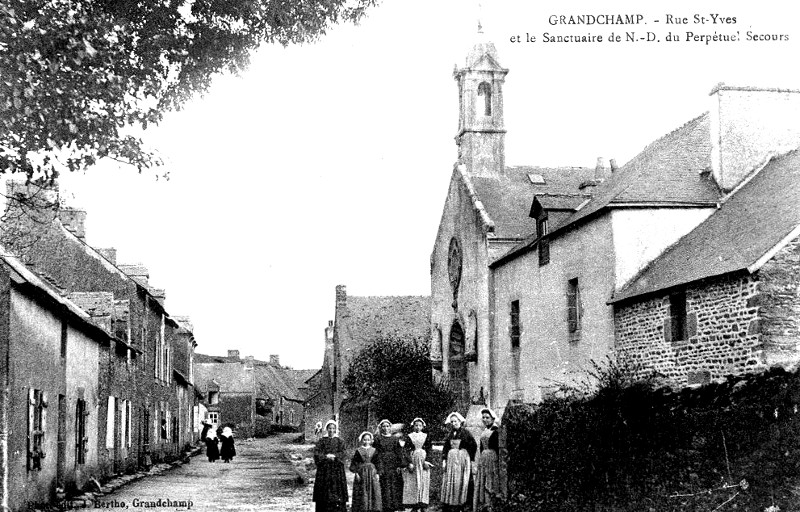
92,434,313,511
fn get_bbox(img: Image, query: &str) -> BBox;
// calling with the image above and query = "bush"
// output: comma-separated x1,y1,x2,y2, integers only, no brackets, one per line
500,361,800,512
343,337,457,442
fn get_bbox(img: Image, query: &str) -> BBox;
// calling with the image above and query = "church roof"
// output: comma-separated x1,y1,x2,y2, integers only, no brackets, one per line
611,149,800,303
471,166,594,239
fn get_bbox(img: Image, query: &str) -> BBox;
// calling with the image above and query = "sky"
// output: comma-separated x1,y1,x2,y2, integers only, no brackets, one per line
41,0,800,369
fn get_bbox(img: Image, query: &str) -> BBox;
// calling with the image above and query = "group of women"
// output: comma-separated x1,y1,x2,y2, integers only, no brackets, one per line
200,422,236,463
313,408,500,512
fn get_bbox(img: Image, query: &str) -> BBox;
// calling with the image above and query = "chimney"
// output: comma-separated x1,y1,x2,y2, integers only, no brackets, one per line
227,349,240,359
609,159,618,172
709,84,800,191
58,207,87,240
335,285,347,308
594,157,609,181
245,356,254,369
150,288,166,308
269,354,280,366
119,264,149,286
97,248,117,264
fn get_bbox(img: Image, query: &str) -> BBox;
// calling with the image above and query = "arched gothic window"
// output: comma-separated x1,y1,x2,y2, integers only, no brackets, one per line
478,82,492,116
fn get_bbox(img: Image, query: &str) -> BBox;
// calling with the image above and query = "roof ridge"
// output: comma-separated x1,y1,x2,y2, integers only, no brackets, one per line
632,112,709,159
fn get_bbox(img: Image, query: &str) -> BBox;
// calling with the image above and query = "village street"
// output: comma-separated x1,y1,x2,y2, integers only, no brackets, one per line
88,434,314,512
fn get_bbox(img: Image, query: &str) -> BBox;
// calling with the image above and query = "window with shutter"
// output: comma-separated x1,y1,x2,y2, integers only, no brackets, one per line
76,399,87,465
538,216,550,266
106,396,116,449
28,388,46,471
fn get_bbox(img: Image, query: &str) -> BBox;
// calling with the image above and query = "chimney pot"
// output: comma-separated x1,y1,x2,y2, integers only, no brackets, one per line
270,354,280,366
610,159,618,172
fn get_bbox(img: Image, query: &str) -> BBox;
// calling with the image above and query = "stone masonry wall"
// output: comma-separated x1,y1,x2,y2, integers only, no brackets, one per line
615,274,764,387
758,238,800,364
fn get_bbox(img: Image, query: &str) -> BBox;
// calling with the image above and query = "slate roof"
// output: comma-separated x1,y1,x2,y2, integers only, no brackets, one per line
492,113,722,268
339,295,430,363
255,364,303,401
471,166,595,239
194,360,253,392
611,149,800,303
194,353,241,364
562,113,720,228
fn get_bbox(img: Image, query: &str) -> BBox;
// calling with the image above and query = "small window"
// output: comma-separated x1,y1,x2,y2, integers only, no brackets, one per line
510,300,521,349
538,216,550,266
478,82,492,116
76,399,88,465
208,391,219,405
567,278,581,338
669,291,688,342
208,412,219,426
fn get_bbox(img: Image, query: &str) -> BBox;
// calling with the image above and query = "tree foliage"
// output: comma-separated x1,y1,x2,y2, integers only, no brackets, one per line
344,338,457,441
0,0,376,179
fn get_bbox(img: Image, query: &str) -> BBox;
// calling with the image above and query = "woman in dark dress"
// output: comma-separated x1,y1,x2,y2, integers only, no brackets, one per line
350,431,382,512
220,426,236,463
313,420,348,512
204,427,220,462
440,412,477,512
373,419,404,512
473,408,500,512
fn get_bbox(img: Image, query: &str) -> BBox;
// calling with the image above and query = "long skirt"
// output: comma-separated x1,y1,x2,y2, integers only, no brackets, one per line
378,466,403,511
205,439,219,462
474,450,499,511
313,459,348,512
440,448,471,506
402,448,430,506
352,462,382,512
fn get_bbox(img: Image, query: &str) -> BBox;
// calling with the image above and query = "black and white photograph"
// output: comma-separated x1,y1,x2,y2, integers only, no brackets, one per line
1,0,799,510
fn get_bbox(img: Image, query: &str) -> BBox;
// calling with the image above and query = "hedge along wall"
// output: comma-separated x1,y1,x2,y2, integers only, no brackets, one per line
499,366,800,512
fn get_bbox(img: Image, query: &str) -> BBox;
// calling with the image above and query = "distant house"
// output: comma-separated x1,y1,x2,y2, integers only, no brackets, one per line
194,351,313,436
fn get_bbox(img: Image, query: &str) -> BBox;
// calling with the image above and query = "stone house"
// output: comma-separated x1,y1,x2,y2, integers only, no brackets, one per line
194,351,311,437
194,351,258,436
611,148,800,386
0,247,133,510
1,181,199,479
325,285,429,440
430,33,800,411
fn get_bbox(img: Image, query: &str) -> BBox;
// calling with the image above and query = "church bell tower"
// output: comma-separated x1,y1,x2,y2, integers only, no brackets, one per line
454,27,508,178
